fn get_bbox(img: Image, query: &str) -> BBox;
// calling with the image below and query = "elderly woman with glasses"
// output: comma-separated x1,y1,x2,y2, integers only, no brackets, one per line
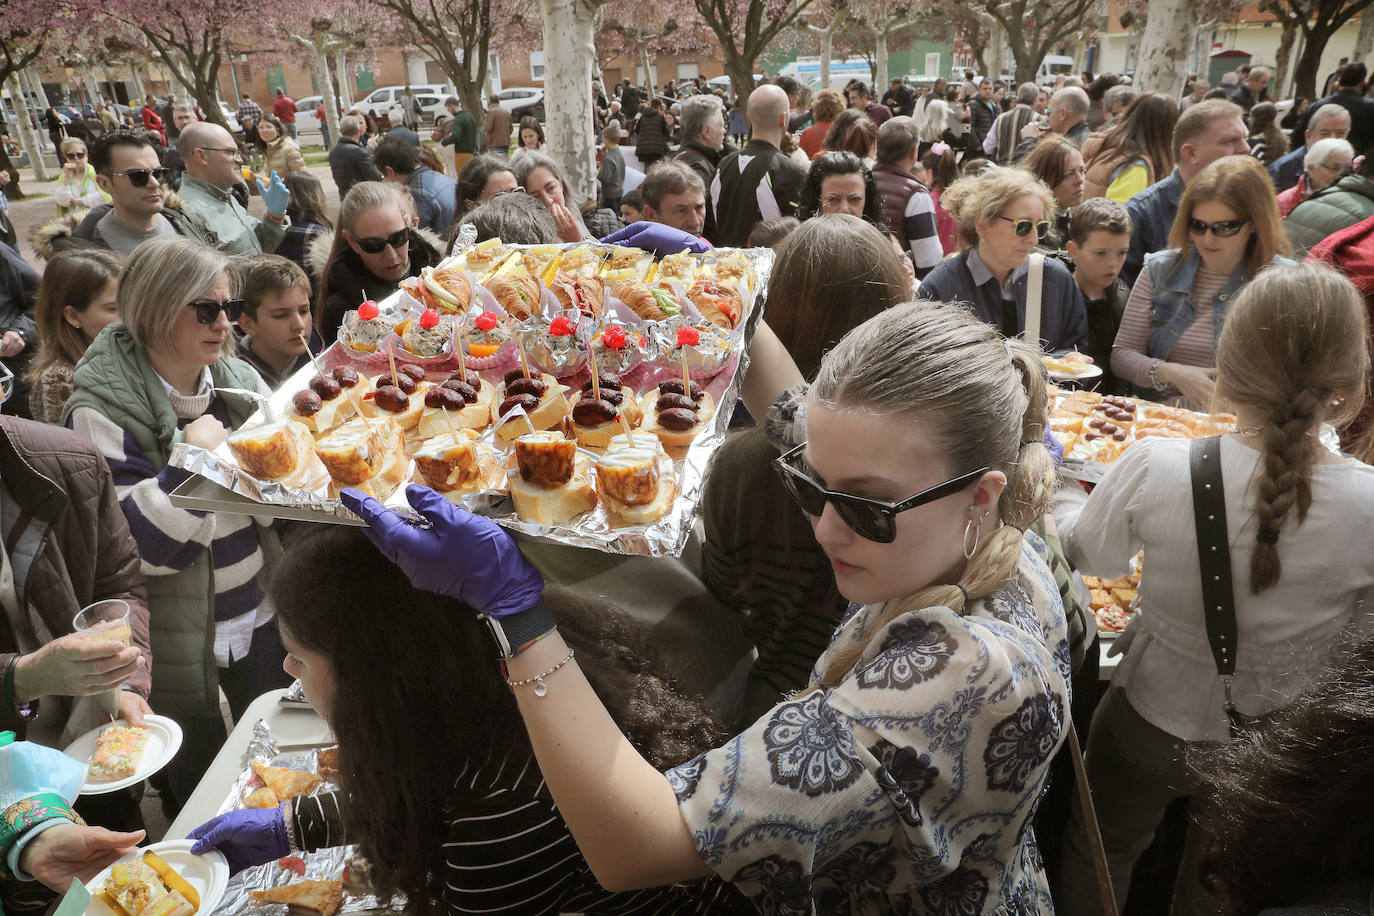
1276,136,1354,217
63,236,293,817
917,165,1089,354
1112,155,1292,410
54,138,110,217
314,181,444,343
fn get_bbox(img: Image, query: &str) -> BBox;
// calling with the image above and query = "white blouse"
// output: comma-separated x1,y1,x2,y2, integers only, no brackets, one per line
1055,435,1374,742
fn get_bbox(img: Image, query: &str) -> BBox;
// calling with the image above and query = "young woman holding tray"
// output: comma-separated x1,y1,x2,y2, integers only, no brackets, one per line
334,298,1072,912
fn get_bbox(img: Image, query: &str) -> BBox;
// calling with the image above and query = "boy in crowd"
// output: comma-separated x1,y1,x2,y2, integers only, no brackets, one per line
619,188,644,224
599,122,626,214
234,255,321,390
1065,197,1132,394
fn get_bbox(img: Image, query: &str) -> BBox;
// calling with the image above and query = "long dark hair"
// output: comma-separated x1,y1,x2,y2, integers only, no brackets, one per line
821,109,866,152
284,172,332,229
269,526,726,916
1194,632,1374,914
797,151,884,225
1084,91,1177,181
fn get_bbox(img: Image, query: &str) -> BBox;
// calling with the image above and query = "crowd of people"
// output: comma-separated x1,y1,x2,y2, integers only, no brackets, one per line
1,53,1374,916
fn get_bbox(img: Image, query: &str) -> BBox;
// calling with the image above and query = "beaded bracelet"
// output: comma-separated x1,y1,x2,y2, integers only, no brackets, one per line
503,649,575,697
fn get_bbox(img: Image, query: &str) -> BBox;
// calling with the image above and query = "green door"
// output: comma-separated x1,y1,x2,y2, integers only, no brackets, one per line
356,68,376,94
267,66,286,93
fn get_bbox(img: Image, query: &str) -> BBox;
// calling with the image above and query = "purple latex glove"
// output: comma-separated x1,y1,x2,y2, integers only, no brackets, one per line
187,807,288,875
599,220,712,255
340,483,544,616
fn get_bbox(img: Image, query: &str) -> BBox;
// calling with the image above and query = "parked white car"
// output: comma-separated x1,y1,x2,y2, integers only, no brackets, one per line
357,85,451,122
497,87,543,119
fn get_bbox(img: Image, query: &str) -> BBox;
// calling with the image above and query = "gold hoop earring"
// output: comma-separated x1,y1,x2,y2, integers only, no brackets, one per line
962,517,980,560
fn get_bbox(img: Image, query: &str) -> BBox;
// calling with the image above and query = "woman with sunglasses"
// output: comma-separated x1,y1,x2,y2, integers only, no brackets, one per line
1055,260,1374,915
53,138,109,218
340,298,1070,912
314,180,444,343
917,165,1090,354
63,236,292,815
1112,155,1291,410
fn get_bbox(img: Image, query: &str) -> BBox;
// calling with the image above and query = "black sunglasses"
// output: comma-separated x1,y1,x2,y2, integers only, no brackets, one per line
351,227,410,253
186,298,245,324
1187,217,1249,238
773,442,989,543
65,151,86,160
108,167,173,188
1000,216,1050,238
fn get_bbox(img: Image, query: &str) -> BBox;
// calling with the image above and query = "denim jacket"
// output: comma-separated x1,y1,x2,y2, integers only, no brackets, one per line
1144,247,1296,360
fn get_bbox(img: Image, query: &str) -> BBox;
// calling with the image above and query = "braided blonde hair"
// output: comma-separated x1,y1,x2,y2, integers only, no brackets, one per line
812,302,1055,687
1213,261,1368,594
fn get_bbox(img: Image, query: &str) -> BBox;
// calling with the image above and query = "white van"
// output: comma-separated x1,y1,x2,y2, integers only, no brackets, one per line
358,85,452,121
1038,56,1076,86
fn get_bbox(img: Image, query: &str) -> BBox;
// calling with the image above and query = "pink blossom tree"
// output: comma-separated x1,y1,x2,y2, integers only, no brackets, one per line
1,0,74,186
694,0,821,100
599,0,712,90
951,0,1097,85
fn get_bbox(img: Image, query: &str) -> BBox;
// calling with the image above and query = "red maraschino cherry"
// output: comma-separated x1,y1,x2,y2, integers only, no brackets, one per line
420,308,440,330
603,326,627,349
676,326,700,347
549,315,574,336
474,311,499,331
358,300,379,321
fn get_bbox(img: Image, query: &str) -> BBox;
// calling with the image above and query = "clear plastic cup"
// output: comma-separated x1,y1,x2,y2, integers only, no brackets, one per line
73,600,133,717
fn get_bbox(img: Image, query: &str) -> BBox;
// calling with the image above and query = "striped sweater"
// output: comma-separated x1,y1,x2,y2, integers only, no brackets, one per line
68,375,273,665
291,744,752,915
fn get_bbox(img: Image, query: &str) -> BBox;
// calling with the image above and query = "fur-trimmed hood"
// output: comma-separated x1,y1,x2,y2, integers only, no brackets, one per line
30,188,211,261
302,225,447,284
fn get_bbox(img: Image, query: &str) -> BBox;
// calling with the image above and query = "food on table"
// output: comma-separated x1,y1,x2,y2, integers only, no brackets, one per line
549,274,604,319
652,250,697,284
340,303,402,354
483,276,542,321
509,431,597,525
1083,572,1142,634
89,726,149,782
596,433,677,526
400,264,472,314
464,311,512,359
413,428,501,501
612,283,680,322
656,322,731,375
639,379,715,448
286,368,372,434
1051,390,1236,466
588,324,642,377
248,880,344,916
704,249,755,287
278,856,308,878
102,855,196,916
244,787,279,809
600,246,653,283
518,245,563,280
491,371,571,441
416,370,494,435
227,418,317,488
687,278,743,330
556,244,604,276
340,856,374,897
363,370,430,430
316,747,340,783
569,373,643,448
523,313,586,377
313,417,407,499
457,238,513,278
398,309,455,358
248,761,325,806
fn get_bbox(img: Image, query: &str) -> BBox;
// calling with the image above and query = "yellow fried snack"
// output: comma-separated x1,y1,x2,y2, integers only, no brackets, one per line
143,851,199,911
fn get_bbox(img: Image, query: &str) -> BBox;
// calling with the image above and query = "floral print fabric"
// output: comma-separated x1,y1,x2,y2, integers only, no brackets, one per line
667,384,1072,914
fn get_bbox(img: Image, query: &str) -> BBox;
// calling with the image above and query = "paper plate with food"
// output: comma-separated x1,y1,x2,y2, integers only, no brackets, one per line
86,842,229,916
64,715,183,795
1042,351,1102,381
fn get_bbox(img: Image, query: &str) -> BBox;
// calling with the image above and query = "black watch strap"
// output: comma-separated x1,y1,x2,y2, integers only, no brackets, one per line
480,601,556,658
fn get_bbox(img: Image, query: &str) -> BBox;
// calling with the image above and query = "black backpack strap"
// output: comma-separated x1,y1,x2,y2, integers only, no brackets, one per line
1189,436,1237,679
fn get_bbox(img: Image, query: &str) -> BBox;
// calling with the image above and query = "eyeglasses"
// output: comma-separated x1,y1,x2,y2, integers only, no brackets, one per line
351,227,410,254
186,298,244,324
107,167,173,187
1186,217,1249,238
198,146,242,158
1000,216,1050,238
773,442,989,543
65,151,86,161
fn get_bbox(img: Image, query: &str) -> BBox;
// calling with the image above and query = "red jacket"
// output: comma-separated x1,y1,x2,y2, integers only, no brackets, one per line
273,95,297,123
1309,212,1374,448
141,105,165,145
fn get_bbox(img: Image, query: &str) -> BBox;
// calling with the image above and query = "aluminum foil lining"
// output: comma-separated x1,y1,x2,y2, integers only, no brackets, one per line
213,720,405,916
168,243,774,558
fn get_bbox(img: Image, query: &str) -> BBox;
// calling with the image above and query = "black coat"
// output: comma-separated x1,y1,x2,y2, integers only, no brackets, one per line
634,109,670,158
328,136,384,200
